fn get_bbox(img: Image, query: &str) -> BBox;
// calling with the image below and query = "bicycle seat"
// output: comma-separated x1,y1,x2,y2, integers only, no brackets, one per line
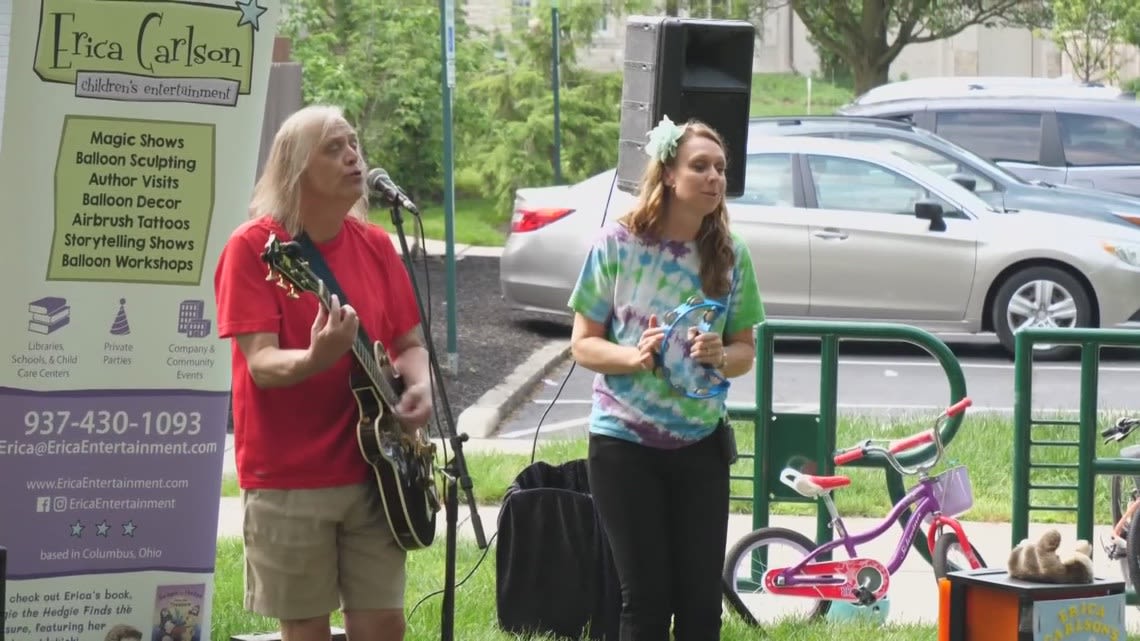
779,468,851,498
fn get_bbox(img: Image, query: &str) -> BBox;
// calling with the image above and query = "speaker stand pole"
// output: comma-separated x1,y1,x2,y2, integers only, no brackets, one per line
386,204,486,641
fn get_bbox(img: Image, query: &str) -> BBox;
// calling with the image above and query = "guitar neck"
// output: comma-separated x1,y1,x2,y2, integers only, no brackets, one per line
351,334,401,402
315,286,402,408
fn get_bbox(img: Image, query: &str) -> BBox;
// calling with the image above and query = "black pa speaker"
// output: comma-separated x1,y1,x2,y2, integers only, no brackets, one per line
617,16,755,197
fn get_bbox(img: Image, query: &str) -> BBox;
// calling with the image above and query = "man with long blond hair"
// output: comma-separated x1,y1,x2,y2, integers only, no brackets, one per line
213,105,432,641
568,115,765,640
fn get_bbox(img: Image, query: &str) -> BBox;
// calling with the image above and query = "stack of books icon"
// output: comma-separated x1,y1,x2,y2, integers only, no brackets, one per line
28,296,70,335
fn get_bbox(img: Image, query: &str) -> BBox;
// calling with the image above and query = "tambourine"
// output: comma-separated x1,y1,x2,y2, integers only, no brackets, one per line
654,295,729,399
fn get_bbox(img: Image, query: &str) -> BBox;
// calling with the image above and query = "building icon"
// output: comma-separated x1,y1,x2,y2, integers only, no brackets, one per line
177,300,213,338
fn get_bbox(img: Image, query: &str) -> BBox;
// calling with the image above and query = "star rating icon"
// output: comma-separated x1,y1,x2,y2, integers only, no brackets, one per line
69,520,84,538
122,520,137,537
235,0,267,30
96,520,111,537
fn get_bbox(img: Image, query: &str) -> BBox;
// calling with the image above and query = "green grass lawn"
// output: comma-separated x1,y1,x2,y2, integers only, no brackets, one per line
453,412,1123,526
750,72,853,116
368,196,505,248
403,72,852,247
221,410,1126,527
208,535,980,640
213,409,1140,638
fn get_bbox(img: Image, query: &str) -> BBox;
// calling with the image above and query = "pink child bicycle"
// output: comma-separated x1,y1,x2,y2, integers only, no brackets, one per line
722,398,987,625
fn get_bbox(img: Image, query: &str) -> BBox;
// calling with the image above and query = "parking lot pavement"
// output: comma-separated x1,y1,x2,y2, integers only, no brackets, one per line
495,341,1140,441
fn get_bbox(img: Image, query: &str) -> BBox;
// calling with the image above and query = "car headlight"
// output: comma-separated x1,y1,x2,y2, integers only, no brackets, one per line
1103,240,1140,267
1109,211,1140,226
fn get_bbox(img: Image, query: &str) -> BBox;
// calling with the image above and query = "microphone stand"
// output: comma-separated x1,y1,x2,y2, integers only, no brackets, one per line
385,202,487,641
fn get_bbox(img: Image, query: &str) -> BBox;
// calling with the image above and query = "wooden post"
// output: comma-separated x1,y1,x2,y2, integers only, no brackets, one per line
256,36,304,176
273,36,292,62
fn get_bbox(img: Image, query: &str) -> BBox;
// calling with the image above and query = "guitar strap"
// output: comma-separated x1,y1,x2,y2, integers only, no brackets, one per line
293,232,376,351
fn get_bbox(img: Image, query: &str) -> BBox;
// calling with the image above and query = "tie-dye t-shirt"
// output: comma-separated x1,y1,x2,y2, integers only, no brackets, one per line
568,222,766,449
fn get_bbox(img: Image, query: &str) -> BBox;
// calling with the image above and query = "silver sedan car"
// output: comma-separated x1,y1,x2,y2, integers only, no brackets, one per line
500,136,1140,360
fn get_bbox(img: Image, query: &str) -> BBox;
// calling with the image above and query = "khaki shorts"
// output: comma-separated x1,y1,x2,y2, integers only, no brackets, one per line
241,482,406,620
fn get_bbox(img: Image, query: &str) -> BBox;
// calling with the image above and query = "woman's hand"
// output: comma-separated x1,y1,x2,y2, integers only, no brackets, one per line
632,314,666,371
688,327,725,368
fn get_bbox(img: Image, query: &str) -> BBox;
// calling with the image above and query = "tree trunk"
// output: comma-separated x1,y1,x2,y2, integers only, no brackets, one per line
665,0,678,16
849,42,893,96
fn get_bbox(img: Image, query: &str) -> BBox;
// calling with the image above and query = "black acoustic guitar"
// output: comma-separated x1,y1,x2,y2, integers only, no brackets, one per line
261,233,441,551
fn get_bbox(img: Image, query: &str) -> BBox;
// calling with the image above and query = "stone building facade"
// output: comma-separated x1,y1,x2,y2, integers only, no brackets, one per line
463,0,1140,86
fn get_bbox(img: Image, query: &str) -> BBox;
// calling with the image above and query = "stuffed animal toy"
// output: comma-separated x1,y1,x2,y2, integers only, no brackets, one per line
1007,529,1094,584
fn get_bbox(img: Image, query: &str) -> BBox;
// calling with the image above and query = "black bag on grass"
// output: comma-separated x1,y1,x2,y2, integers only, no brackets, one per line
495,459,620,641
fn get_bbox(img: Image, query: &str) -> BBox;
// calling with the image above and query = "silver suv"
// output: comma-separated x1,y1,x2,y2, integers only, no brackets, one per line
839,94,1140,197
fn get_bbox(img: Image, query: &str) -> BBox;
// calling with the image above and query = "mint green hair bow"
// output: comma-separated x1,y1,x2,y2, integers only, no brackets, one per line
644,115,685,164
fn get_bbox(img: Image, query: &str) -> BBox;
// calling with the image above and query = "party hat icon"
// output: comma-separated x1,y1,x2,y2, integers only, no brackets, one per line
110,298,130,336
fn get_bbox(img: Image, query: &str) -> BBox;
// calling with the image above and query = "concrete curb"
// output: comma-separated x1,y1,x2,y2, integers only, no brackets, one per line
389,233,503,259
455,340,572,438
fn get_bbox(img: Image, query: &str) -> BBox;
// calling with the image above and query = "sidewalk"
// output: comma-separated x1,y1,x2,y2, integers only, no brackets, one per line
388,232,503,259
216,435,1140,629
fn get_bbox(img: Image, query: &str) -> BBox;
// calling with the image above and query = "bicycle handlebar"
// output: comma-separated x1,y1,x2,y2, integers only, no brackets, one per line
944,397,972,418
833,397,973,472
834,430,934,465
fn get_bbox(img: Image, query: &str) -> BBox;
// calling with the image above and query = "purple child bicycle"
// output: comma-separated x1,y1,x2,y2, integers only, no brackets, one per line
722,398,987,625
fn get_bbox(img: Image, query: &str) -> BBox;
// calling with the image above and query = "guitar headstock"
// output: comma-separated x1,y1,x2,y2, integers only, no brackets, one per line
261,233,322,299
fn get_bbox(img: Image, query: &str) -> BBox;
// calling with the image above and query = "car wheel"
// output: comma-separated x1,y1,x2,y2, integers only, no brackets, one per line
992,265,1093,361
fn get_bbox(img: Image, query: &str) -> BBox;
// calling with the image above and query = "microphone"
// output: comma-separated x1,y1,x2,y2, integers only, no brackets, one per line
366,168,420,215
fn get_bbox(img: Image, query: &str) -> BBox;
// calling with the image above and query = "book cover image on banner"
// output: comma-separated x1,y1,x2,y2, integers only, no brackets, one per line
0,1,278,640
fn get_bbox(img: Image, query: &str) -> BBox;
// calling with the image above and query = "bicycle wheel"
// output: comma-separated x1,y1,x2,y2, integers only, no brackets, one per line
931,531,987,581
1111,474,1140,528
1126,500,1140,593
722,527,831,626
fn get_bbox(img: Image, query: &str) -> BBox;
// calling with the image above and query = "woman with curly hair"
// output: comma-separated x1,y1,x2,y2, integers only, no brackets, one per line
568,116,766,640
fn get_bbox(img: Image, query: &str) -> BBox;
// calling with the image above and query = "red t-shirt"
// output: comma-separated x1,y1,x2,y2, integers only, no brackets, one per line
214,215,420,490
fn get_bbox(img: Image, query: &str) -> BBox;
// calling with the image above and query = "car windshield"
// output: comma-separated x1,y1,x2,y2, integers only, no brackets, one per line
916,129,1030,185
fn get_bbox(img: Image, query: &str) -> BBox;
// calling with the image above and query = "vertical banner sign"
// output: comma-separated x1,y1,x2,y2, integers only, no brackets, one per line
0,1,278,640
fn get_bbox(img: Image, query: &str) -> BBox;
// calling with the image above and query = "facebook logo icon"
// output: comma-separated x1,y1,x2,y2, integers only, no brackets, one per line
36,496,51,512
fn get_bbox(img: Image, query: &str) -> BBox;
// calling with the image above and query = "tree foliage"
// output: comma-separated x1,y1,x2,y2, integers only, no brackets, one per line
458,0,649,210
278,0,655,215
279,1,474,202
1050,0,1140,82
771,0,1052,94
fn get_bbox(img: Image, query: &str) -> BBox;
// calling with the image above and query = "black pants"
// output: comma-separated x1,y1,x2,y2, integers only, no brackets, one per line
587,427,731,641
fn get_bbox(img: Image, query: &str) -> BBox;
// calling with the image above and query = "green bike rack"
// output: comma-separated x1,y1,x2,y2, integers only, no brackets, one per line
726,319,969,569
1009,327,1140,604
